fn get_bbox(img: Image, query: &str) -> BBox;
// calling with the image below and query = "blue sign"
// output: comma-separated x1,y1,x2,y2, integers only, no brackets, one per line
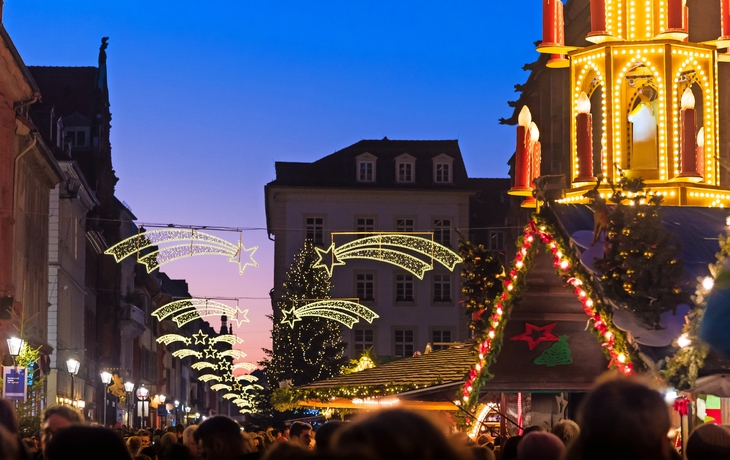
3,366,27,401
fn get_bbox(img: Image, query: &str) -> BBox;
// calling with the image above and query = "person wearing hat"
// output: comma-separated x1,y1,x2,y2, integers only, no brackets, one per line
686,423,730,459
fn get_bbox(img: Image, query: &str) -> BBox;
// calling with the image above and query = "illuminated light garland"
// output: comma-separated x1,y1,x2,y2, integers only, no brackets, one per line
222,393,239,400
153,299,240,321
209,334,245,345
235,374,259,383
104,229,258,275
314,234,462,278
232,362,258,372
218,350,247,359
210,384,232,392
172,349,203,359
172,306,250,328
198,374,221,382
281,300,379,329
217,359,231,370
460,216,635,421
156,334,191,346
240,384,264,392
233,399,252,406
191,362,217,371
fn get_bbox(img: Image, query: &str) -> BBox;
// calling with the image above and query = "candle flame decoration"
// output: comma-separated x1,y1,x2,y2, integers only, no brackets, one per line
314,233,462,278
681,87,695,110
281,299,379,329
104,229,258,274
697,127,705,147
518,105,532,127
529,122,540,142
577,91,591,114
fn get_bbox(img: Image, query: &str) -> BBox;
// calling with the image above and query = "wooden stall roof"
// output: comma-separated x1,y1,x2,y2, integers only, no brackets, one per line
297,345,474,390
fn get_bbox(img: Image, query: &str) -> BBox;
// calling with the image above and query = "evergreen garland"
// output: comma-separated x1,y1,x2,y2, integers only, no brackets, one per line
260,240,347,391
458,238,504,337
594,176,687,328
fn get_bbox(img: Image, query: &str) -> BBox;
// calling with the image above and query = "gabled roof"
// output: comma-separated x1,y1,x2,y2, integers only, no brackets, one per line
268,139,471,190
298,345,473,390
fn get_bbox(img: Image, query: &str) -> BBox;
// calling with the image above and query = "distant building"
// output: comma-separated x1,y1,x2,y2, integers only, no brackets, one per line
265,139,508,359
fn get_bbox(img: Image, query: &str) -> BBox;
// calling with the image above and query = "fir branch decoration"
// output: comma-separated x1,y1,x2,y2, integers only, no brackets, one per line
458,238,504,337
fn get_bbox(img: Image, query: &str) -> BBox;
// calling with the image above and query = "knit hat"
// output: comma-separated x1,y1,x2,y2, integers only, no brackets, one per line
686,423,730,459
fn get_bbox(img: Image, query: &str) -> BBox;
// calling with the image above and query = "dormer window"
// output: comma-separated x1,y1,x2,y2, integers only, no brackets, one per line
432,154,454,184
64,127,89,148
356,153,378,182
395,154,416,183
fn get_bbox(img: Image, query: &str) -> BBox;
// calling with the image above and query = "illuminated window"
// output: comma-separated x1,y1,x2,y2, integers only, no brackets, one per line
395,274,414,302
353,329,374,355
431,330,453,350
433,274,451,302
394,329,414,357
356,273,375,301
356,217,375,232
305,217,324,245
396,218,414,232
434,219,451,247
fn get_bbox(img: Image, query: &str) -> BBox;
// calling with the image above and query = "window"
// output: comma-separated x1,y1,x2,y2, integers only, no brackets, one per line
354,329,374,355
359,161,374,182
489,230,506,251
398,162,413,182
356,273,375,301
394,329,415,357
396,218,414,232
396,274,414,302
432,330,453,351
432,154,454,183
433,274,451,302
305,217,324,245
64,128,89,148
434,219,451,247
356,217,374,232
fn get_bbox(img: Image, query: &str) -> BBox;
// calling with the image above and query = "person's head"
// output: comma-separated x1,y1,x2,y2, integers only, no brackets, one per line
175,424,185,439
0,426,20,460
551,419,580,446
686,423,730,459
289,422,313,449
261,442,316,460
0,399,19,434
282,428,290,439
140,446,158,460
127,436,143,456
161,443,192,460
253,435,267,452
160,433,178,451
332,409,466,460
469,445,496,460
45,425,134,460
564,376,673,460
522,425,545,435
136,429,152,448
41,405,83,449
517,431,565,460
193,416,245,460
270,429,281,439
314,421,343,453
500,435,522,460
476,433,494,447
182,425,201,458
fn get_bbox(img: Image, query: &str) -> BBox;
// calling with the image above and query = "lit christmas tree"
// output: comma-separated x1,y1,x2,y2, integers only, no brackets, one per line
534,335,572,367
260,240,347,388
458,238,504,337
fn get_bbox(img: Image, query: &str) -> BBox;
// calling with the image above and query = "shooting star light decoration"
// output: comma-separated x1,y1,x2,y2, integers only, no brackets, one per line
198,374,221,383
151,299,249,327
210,383,232,392
314,234,462,279
191,362,217,371
281,299,379,329
156,334,191,346
232,362,258,372
104,229,258,274
172,349,202,359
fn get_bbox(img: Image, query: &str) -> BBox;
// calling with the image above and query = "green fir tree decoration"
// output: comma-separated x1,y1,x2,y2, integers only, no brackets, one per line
458,237,504,337
534,335,572,367
260,240,347,390
594,174,687,328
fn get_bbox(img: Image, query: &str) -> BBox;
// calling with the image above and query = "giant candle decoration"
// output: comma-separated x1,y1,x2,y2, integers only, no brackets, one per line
679,88,699,178
509,106,533,195
721,0,730,43
697,127,705,180
529,122,541,186
589,0,606,36
667,0,683,30
542,0,559,48
575,92,595,182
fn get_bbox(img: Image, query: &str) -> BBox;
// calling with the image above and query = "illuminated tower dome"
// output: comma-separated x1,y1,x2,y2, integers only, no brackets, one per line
509,0,730,207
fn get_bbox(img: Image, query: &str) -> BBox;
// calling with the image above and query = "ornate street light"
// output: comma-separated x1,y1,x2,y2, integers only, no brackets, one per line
174,400,179,425
124,381,135,429
6,337,24,365
66,358,80,405
100,371,113,427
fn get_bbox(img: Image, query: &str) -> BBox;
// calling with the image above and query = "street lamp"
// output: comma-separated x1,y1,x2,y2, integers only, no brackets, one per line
174,400,179,425
124,381,135,430
66,358,80,406
137,386,149,428
100,371,113,427
6,337,24,365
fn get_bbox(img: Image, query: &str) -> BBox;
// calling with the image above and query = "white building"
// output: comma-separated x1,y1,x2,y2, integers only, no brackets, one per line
265,139,478,358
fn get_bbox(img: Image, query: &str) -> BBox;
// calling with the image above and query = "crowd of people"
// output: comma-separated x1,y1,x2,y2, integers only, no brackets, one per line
0,376,729,459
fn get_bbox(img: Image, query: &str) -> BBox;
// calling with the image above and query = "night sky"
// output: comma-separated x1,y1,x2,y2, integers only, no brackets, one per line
5,1,542,363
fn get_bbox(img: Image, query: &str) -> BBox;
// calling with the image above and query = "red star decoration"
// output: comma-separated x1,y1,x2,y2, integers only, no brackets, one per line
510,322,559,350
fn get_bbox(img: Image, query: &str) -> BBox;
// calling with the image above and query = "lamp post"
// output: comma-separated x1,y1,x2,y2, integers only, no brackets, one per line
174,400,179,426
100,371,113,428
124,381,135,430
136,386,149,428
6,337,24,366
66,358,80,406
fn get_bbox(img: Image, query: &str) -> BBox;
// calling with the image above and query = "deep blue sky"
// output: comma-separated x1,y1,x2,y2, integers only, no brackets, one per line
4,1,542,361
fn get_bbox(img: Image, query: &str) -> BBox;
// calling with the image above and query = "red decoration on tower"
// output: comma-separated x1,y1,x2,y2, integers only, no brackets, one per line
667,0,683,31
678,88,701,179
721,0,730,42
538,0,565,53
588,0,607,37
575,92,596,183
509,106,533,195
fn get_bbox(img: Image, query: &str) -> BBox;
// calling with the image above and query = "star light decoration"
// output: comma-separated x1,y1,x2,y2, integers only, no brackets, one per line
314,233,463,279
460,218,635,418
104,228,258,274
281,299,379,329
152,299,249,327
510,323,559,350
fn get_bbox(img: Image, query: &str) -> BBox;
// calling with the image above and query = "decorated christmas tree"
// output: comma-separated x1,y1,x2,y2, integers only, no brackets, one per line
594,175,686,328
534,335,572,367
458,238,504,337
260,241,347,389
